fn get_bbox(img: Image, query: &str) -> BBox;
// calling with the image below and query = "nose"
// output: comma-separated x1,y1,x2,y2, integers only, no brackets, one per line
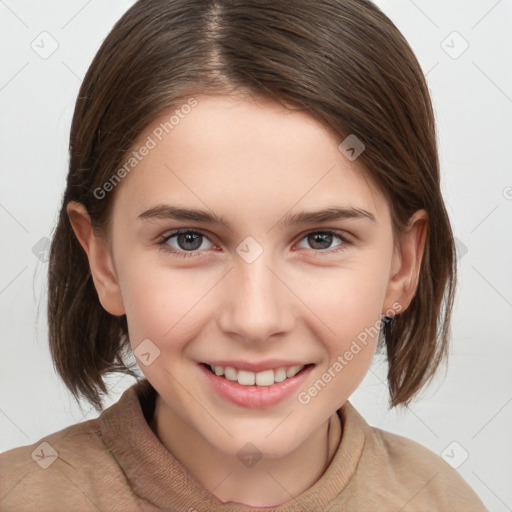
217,252,295,344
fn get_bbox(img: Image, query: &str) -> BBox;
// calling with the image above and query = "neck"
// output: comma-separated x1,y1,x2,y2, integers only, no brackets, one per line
149,395,342,507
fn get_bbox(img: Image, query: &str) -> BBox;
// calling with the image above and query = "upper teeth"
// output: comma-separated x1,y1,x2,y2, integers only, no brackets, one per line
210,364,305,386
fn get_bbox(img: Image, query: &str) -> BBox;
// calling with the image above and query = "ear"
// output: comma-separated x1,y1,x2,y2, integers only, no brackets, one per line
383,209,428,314
66,201,125,316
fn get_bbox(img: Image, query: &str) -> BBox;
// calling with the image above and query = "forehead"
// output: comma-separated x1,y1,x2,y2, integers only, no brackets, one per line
111,94,387,224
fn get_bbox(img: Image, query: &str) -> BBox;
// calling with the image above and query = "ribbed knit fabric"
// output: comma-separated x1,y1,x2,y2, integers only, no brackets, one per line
0,378,487,511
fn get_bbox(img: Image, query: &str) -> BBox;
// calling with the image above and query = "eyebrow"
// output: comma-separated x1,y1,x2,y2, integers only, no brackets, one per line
137,204,375,230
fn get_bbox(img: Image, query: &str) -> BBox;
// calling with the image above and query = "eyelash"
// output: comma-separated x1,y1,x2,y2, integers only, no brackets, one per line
157,228,349,259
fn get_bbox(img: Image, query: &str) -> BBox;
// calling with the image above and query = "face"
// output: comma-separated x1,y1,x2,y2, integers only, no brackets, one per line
77,94,415,459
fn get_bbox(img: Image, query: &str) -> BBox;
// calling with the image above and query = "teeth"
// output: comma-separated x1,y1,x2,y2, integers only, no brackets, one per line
255,369,274,387
224,367,237,381
286,365,303,378
237,370,255,386
208,364,306,386
274,367,287,383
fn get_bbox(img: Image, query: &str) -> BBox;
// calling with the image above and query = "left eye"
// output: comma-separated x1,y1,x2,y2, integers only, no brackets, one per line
158,229,346,258
296,231,344,251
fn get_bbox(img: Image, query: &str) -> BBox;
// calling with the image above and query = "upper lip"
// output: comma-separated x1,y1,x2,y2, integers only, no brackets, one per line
201,359,312,373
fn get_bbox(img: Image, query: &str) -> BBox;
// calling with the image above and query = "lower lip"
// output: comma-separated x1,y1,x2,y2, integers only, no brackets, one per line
198,363,314,408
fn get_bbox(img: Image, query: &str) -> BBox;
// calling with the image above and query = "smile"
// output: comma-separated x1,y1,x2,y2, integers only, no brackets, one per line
202,363,310,387
198,362,315,408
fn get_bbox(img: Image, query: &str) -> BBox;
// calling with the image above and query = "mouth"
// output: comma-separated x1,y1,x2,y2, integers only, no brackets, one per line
200,362,315,387
198,361,316,408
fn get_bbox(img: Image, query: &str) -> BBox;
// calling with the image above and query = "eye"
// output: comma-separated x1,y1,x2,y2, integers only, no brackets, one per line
296,230,347,254
158,229,214,258
158,229,348,259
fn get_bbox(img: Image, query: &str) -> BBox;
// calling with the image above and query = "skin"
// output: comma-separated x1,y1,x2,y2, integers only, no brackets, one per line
68,93,427,507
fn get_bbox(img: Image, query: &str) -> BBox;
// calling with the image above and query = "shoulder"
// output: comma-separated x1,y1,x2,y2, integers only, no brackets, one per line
0,417,128,510
370,424,487,511
337,402,488,511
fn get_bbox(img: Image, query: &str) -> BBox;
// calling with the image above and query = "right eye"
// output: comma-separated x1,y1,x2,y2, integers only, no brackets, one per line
158,229,214,258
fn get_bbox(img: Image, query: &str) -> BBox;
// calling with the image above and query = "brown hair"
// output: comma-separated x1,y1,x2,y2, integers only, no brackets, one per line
48,0,456,411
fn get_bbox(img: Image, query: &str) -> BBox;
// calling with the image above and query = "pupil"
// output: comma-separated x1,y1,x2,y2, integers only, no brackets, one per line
309,233,331,249
179,233,201,251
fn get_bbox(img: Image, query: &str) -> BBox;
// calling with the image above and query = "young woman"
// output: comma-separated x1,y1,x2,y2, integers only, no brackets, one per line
0,0,487,510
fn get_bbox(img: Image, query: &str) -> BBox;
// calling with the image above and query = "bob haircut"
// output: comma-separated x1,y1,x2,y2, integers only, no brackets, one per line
48,0,456,412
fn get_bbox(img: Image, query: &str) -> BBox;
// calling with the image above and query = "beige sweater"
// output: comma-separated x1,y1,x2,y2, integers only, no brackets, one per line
0,379,487,511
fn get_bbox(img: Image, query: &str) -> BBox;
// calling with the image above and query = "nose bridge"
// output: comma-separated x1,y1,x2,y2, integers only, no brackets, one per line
218,245,294,342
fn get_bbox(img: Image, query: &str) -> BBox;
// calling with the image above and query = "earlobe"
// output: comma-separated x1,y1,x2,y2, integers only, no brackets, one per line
66,201,126,316
384,210,428,314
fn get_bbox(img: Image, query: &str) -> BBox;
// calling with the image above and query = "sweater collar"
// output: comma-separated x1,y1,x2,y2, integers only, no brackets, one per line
100,378,368,511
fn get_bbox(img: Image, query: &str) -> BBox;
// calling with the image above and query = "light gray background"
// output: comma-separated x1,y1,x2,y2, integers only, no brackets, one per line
1,1,511,510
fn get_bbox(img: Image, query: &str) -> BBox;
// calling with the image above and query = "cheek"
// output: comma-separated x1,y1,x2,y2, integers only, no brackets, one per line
295,263,387,400
118,255,210,346
302,262,388,339
298,283,382,409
